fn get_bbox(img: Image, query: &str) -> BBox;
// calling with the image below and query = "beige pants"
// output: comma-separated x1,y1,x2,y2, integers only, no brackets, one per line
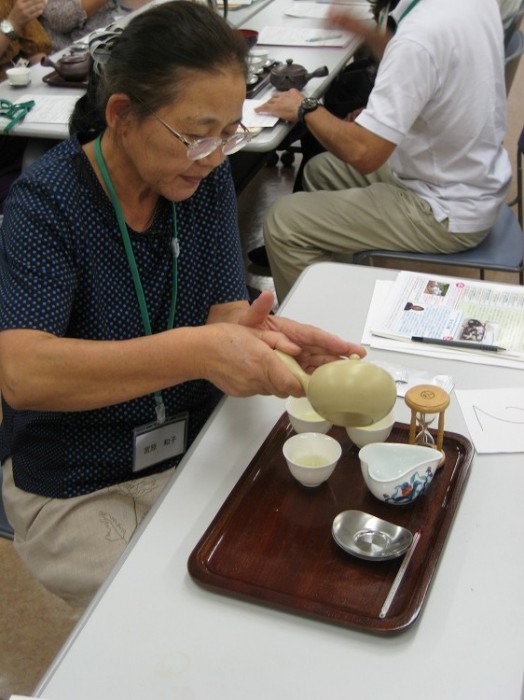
263,153,489,301
2,458,175,608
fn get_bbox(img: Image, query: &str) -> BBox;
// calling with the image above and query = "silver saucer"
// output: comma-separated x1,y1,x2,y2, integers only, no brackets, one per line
332,510,413,561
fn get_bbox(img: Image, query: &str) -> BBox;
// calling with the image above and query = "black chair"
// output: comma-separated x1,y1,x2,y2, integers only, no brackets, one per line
0,467,14,540
505,28,524,95
353,125,524,284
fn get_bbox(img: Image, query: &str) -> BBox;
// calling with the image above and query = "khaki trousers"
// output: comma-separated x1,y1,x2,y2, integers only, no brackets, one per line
263,153,489,301
2,458,175,607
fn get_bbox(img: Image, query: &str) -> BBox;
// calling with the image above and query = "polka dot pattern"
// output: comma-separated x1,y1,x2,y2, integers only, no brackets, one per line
0,136,248,497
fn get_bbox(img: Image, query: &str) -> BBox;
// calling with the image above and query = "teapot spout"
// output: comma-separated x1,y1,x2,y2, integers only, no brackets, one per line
41,56,59,71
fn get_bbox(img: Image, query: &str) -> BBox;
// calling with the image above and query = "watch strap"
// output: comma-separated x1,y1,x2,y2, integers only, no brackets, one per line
297,98,320,124
1,20,18,41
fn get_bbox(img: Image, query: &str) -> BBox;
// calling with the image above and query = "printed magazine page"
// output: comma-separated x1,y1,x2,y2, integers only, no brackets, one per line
370,271,524,355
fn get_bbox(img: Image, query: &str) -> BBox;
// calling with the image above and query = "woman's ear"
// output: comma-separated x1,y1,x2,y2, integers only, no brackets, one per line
105,93,134,131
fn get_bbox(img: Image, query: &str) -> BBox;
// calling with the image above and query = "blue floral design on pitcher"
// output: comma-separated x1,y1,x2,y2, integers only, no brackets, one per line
383,467,434,505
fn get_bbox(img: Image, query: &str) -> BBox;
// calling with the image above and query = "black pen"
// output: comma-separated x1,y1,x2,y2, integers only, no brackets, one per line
411,336,507,352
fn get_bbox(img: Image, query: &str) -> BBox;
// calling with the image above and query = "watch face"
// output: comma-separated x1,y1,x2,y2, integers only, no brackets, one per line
303,98,318,110
1,20,16,37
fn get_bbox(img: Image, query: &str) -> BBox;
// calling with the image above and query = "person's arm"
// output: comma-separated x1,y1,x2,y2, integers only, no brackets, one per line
256,89,395,174
42,0,110,34
1,0,47,61
327,8,395,62
0,288,365,413
0,314,360,412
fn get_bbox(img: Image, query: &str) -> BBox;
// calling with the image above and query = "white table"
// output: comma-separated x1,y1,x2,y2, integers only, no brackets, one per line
36,263,524,700
0,0,362,151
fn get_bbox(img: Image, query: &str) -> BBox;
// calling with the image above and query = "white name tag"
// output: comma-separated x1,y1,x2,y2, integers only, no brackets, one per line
133,412,188,473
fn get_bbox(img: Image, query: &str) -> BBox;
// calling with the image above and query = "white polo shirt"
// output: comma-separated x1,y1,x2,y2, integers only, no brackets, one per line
356,0,512,233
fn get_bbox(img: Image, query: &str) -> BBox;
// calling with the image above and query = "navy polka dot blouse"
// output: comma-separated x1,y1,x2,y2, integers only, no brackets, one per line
0,136,248,498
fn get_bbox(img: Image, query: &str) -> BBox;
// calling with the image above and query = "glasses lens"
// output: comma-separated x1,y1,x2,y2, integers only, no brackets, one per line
187,138,222,161
222,132,251,155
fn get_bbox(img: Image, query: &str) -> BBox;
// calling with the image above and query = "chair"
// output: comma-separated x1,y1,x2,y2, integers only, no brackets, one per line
353,125,524,284
504,0,524,50
0,468,14,540
505,28,524,95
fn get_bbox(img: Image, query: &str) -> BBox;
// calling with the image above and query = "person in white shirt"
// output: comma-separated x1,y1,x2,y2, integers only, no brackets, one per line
256,0,512,302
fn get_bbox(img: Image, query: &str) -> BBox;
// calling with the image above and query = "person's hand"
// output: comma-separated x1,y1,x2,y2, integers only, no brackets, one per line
237,290,366,372
255,88,305,122
326,9,371,38
9,0,47,33
326,8,393,60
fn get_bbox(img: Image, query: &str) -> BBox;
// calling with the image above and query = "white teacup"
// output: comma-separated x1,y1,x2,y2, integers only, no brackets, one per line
283,432,342,487
345,409,396,448
6,67,31,87
285,395,332,434
247,56,264,73
249,48,269,65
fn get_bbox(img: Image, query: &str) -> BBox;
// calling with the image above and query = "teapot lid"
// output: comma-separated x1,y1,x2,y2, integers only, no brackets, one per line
59,52,90,65
272,58,306,76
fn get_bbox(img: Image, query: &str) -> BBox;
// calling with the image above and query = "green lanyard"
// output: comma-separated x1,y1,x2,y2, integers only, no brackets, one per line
397,0,423,23
94,134,179,424
379,0,422,34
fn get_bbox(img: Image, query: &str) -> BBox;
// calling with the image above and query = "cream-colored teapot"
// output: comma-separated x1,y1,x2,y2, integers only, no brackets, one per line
275,351,396,427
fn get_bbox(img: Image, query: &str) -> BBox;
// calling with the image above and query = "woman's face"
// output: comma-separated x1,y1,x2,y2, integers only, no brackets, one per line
120,68,247,201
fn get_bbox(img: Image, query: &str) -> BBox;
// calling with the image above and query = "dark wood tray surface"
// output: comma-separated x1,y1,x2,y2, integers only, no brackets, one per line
42,70,88,89
246,71,271,99
188,417,473,634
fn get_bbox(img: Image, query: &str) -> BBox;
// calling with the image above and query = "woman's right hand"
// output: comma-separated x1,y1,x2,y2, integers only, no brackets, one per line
197,322,306,399
9,0,47,33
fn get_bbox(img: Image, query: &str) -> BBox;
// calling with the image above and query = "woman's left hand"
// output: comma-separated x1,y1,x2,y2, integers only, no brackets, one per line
237,290,366,371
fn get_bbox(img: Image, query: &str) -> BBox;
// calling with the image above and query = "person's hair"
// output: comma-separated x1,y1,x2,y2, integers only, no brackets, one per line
69,1,248,136
370,0,400,21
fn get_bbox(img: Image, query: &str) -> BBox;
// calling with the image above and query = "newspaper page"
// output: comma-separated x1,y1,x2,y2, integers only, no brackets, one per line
371,271,524,355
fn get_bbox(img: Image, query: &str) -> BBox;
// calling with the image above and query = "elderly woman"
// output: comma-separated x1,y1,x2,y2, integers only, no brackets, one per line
0,1,364,607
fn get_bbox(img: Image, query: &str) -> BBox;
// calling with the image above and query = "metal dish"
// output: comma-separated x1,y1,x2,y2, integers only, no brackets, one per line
332,510,413,561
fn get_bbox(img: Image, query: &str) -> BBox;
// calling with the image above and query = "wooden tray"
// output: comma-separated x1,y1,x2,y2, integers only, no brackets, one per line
42,71,88,89
246,71,271,99
188,418,473,634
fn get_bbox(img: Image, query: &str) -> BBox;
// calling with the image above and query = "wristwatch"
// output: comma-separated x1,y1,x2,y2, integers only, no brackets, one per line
297,97,320,123
1,19,17,41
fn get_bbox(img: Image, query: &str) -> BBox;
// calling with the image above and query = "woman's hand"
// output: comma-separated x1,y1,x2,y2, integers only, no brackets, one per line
9,0,47,33
235,289,366,372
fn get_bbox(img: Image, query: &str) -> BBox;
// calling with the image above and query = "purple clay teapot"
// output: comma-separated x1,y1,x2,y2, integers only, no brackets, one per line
270,59,329,91
41,52,92,81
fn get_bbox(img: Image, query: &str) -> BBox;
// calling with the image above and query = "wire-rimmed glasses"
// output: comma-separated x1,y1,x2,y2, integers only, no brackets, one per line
136,99,252,161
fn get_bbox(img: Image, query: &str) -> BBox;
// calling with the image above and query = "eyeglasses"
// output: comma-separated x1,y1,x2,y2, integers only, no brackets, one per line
144,105,252,161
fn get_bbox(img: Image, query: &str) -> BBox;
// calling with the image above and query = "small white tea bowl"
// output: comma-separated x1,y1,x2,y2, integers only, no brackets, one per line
285,395,333,434
6,66,31,86
345,409,395,448
249,48,269,65
359,442,441,505
283,432,342,487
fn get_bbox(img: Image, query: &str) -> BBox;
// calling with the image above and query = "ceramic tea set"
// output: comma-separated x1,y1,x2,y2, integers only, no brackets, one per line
41,47,92,82
277,351,451,561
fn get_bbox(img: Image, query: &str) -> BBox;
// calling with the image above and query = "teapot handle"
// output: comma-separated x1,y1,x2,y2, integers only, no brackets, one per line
273,350,310,393
306,66,329,81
